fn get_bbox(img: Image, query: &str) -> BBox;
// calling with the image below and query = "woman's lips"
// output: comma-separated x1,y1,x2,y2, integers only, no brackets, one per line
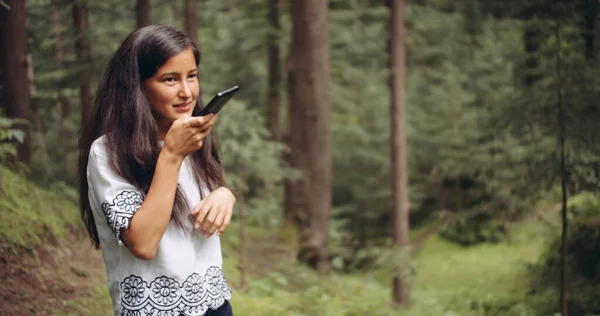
174,101,192,113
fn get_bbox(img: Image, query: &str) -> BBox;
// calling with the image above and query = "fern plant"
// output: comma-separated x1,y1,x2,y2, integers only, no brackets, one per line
0,115,27,168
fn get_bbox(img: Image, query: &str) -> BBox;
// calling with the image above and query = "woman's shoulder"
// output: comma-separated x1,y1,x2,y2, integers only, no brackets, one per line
89,135,109,159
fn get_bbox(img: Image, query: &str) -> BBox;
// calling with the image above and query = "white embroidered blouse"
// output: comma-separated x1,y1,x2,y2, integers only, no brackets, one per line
86,136,232,316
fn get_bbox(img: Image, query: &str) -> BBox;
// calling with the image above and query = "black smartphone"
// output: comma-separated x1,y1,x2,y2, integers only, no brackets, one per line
198,86,239,116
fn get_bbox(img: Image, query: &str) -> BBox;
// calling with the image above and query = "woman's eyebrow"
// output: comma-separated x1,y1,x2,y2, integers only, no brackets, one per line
159,69,197,76
159,72,179,77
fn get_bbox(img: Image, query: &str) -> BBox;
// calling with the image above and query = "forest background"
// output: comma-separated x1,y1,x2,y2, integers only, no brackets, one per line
1,0,600,315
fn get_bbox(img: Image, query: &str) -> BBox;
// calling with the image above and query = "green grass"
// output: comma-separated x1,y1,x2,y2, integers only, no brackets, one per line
217,215,550,316
60,285,113,316
0,166,81,251
406,235,543,315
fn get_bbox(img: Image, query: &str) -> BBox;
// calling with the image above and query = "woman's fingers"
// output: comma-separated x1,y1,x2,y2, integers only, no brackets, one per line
189,187,234,238
189,200,204,217
200,206,218,237
188,116,216,148
193,206,230,238
210,209,226,236
193,204,211,230
188,114,215,128
218,211,232,236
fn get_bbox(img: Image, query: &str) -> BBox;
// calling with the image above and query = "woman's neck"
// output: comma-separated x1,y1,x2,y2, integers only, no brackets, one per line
156,120,172,141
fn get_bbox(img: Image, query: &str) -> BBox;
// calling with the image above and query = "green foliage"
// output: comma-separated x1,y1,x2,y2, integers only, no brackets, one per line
525,194,600,315
0,115,26,167
215,100,299,191
214,100,300,228
439,211,508,246
409,224,547,315
328,1,393,255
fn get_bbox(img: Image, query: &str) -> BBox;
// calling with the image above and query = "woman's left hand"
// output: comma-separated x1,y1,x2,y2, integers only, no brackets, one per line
189,187,236,238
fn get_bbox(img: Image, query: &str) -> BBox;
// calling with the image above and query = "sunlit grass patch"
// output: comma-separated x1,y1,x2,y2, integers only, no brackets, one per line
406,224,548,315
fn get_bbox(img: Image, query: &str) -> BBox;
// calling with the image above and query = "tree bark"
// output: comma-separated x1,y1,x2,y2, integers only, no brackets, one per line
72,0,92,126
287,0,332,274
267,0,281,141
0,0,33,163
388,0,410,306
454,178,461,212
555,24,568,316
184,0,198,44
136,0,150,30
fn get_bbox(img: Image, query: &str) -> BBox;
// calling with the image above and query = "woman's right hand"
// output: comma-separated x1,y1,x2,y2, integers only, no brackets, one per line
163,114,217,159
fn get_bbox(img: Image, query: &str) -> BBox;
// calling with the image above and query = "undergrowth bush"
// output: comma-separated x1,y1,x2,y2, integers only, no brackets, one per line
234,263,399,316
510,194,600,316
439,209,509,246
0,116,26,170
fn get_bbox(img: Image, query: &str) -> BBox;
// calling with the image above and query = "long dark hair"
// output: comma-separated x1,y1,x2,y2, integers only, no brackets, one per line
78,25,224,249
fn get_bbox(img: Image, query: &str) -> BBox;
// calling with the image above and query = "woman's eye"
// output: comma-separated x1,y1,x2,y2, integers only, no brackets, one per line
188,74,198,79
164,77,176,83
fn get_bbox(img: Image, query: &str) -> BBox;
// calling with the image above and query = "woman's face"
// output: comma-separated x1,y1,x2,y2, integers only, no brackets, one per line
144,48,199,132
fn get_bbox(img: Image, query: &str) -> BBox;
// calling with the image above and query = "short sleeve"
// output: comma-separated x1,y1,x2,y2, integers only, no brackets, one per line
87,139,145,245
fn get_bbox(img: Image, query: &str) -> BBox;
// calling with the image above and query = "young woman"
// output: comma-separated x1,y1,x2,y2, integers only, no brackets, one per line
78,25,235,316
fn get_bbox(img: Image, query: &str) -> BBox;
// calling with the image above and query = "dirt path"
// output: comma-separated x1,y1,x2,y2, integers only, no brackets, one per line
0,230,112,315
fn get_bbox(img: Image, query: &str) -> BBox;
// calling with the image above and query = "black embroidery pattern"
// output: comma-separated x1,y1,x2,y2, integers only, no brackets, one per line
102,191,144,243
120,267,232,315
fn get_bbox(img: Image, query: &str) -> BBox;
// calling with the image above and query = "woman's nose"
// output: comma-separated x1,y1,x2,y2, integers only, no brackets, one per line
179,82,192,98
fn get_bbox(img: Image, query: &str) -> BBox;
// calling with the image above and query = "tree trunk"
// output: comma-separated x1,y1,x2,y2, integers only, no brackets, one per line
582,0,598,61
454,178,461,212
136,0,150,30
388,0,410,306
437,182,447,211
72,0,92,126
267,0,281,141
288,0,332,274
184,0,198,43
0,0,32,163
555,24,568,316
184,0,204,107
